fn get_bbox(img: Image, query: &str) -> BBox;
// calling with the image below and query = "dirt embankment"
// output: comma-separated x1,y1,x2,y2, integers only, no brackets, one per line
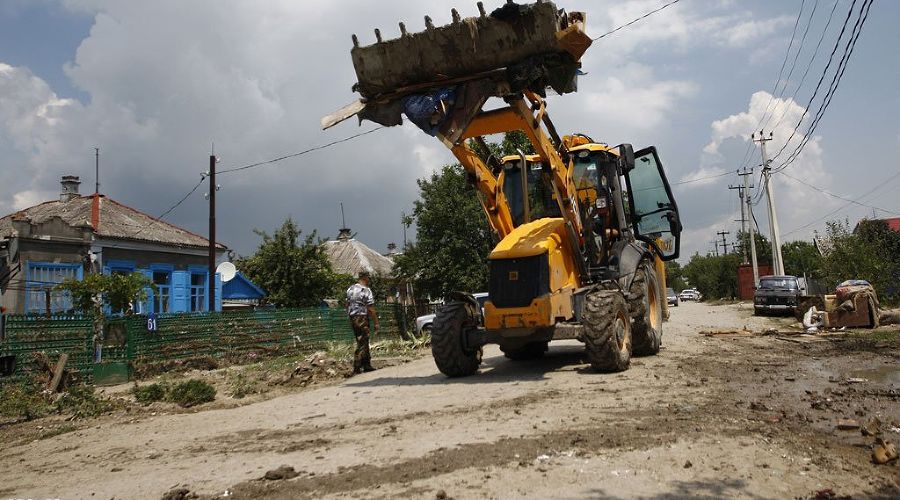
2,302,897,499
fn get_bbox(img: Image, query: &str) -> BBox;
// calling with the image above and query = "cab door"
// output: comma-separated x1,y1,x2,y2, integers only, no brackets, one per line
622,147,682,260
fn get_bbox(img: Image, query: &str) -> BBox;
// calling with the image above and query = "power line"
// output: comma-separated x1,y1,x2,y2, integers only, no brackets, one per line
671,170,733,187
773,0,873,172
592,0,682,41
756,0,809,132
760,0,820,132
777,170,900,216
218,127,384,175
766,0,862,164
782,169,900,236
769,0,841,132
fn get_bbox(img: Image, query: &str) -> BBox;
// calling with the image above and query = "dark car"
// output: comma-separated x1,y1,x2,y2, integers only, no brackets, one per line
754,275,801,315
666,287,678,307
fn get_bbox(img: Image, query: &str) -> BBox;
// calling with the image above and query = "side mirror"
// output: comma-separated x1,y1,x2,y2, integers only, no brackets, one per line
617,143,635,172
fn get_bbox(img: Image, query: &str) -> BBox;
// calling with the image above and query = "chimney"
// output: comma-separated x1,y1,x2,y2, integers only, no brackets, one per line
387,242,397,254
91,194,102,231
60,175,81,202
337,227,352,241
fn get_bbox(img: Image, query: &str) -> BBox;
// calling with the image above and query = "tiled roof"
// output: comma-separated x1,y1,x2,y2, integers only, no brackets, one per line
0,195,225,249
323,236,394,277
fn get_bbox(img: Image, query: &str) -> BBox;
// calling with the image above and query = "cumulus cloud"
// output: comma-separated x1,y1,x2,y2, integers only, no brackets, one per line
676,90,841,259
582,63,697,133
0,1,812,255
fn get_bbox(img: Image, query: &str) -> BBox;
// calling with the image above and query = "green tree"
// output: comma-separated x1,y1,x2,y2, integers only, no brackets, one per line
682,252,742,300
665,261,686,292
781,240,821,277
57,272,153,317
236,218,339,307
393,164,494,299
819,219,900,304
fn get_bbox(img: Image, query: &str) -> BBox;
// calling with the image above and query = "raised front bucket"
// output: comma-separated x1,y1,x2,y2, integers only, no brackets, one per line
350,1,590,98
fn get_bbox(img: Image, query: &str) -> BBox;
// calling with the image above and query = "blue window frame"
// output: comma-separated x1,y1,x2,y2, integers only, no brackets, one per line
150,265,174,313
25,262,83,314
106,259,136,275
189,269,208,312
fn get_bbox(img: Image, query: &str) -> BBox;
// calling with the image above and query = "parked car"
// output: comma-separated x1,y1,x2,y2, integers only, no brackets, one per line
415,292,489,336
678,289,698,301
754,275,801,315
666,288,679,307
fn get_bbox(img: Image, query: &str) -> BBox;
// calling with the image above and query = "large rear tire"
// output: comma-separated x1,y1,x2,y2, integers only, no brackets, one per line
581,290,632,372
431,301,482,377
501,341,548,361
630,262,663,356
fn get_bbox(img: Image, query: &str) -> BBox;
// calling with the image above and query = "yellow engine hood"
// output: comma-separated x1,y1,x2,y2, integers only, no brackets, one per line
489,218,566,260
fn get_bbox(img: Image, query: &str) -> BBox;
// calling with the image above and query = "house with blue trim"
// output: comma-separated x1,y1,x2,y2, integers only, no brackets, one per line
0,175,229,315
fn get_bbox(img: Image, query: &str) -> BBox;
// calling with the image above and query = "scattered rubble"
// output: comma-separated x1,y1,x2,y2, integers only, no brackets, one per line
263,465,300,480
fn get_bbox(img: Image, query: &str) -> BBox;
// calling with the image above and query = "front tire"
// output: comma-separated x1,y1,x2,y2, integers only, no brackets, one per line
431,301,482,377
581,290,632,372
630,262,663,356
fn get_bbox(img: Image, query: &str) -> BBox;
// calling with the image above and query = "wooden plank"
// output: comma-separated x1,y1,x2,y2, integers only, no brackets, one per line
47,352,68,392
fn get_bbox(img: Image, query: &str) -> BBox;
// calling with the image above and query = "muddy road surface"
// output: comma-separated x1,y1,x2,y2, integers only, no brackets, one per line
3,302,898,499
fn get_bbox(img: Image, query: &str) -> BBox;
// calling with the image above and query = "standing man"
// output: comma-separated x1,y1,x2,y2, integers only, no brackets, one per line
347,271,378,374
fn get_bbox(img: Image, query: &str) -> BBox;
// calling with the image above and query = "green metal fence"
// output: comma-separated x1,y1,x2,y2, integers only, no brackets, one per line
0,303,421,386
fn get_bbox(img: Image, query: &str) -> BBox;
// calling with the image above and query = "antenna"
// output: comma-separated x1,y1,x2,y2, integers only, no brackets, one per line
94,147,100,194
340,202,347,230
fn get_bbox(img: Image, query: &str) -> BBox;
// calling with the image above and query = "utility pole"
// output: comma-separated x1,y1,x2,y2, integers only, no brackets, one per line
717,230,730,255
711,240,719,257
208,154,216,312
729,183,748,262
94,147,100,194
739,168,760,287
753,130,785,275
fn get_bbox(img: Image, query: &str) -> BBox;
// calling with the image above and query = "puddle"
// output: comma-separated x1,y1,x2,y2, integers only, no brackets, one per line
847,366,900,386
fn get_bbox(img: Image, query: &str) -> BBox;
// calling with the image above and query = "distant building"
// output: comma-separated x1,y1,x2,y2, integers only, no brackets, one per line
0,176,228,315
322,227,394,278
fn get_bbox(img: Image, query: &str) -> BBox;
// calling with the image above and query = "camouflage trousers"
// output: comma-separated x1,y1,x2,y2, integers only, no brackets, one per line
349,315,372,372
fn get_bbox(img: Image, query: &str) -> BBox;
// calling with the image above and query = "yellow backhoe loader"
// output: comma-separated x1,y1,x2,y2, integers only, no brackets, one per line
324,1,682,376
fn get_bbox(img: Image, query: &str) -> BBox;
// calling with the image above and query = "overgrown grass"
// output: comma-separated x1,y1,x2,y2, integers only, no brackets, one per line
55,385,113,418
225,372,257,399
167,379,216,407
0,383,52,421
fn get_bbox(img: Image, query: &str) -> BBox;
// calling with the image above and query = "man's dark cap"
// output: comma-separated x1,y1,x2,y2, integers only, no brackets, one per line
358,270,371,279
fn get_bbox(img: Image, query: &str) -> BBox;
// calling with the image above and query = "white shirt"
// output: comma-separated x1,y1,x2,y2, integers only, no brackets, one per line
346,283,374,316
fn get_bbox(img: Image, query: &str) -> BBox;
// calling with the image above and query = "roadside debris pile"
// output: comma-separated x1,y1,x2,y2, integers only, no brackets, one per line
275,352,346,386
800,280,884,331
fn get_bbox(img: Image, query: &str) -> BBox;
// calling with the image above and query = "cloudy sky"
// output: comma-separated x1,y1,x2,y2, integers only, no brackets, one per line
1,0,898,261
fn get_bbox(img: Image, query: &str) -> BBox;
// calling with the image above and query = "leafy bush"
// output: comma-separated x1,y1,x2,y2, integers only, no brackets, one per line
132,383,167,405
55,385,113,418
0,383,52,421
167,379,216,407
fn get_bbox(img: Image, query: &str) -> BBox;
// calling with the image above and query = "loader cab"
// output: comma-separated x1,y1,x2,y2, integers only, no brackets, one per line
566,143,682,262
499,155,560,227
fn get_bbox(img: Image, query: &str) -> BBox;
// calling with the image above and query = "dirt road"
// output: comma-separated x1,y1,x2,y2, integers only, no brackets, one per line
3,302,898,499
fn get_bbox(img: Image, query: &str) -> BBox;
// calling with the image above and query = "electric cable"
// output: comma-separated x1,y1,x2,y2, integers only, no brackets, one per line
769,0,841,132
766,0,861,164
218,126,384,175
782,169,900,236
773,0,873,172
592,0,682,41
760,0,820,132
777,170,900,215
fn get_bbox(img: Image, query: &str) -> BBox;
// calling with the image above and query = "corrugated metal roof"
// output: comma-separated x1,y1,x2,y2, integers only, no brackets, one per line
323,236,394,277
0,195,225,249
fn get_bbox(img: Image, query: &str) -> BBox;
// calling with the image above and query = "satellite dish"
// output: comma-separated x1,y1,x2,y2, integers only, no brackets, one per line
216,262,237,283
